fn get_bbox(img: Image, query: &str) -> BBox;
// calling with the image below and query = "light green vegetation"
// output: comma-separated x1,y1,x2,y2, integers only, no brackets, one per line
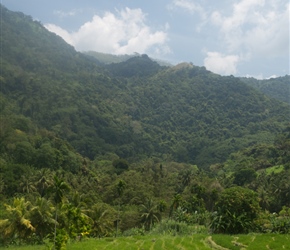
211,234,290,250
256,165,284,177
2,234,290,250
265,165,284,175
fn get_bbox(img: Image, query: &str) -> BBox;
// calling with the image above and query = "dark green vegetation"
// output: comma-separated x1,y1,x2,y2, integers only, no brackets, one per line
0,4,290,249
240,75,290,104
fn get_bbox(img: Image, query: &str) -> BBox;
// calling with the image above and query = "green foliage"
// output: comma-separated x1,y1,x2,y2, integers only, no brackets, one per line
48,228,68,250
0,198,35,244
30,198,55,241
265,165,284,175
270,206,290,234
1,5,290,248
210,187,261,234
240,75,290,104
139,198,161,231
112,159,129,175
233,168,257,186
1,4,289,168
83,51,135,64
87,203,115,238
107,54,163,77
49,176,70,205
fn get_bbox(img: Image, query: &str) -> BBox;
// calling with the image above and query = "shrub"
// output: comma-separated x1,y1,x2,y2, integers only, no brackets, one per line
210,187,260,234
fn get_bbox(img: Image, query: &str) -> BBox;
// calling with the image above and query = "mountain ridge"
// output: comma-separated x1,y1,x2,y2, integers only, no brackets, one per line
0,4,289,168
1,6,290,246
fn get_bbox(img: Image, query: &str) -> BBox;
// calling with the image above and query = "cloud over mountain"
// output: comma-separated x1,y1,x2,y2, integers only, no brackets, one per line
169,0,289,76
45,7,169,56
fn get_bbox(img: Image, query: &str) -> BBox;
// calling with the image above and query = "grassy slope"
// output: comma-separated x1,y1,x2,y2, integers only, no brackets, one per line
3,234,290,250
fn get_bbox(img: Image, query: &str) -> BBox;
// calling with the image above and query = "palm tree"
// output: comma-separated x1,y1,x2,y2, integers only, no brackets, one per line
257,187,270,211
69,190,88,209
115,180,126,237
116,179,126,197
48,175,70,249
50,175,70,206
181,168,194,189
19,175,36,194
0,197,35,242
35,168,52,197
87,203,115,238
140,198,160,231
30,197,56,241
169,194,182,218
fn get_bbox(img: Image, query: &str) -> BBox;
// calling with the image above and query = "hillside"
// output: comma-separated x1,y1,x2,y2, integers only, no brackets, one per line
83,51,172,66
1,5,290,247
240,75,290,104
1,4,289,168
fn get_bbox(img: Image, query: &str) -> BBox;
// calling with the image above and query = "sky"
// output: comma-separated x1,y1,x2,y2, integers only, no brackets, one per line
2,0,289,78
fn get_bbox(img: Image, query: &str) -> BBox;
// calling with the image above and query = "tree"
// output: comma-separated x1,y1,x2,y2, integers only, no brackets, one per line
112,159,129,175
181,169,193,188
30,197,55,241
35,168,52,197
50,175,70,206
210,186,260,234
190,183,206,213
48,175,70,249
63,202,90,239
169,194,182,218
19,174,36,194
0,197,35,242
87,203,115,238
116,179,126,197
115,179,126,237
140,198,160,231
233,168,257,186
257,187,270,211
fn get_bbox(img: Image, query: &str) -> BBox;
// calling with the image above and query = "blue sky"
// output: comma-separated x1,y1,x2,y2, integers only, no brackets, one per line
2,0,289,78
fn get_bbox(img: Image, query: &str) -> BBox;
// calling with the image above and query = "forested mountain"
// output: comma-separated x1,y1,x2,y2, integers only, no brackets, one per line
83,51,172,66
1,5,289,168
1,5,290,247
240,75,290,104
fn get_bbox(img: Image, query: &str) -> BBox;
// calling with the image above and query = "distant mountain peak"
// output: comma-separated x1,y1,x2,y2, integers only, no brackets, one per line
106,53,163,77
172,62,194,70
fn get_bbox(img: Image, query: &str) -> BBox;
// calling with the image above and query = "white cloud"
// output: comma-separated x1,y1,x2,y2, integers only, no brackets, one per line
45,24,74,45
243,2,289,57
45,8,169,56
210,0,289,57
245,73,278,80
204,52,240,75
204,0,289,76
